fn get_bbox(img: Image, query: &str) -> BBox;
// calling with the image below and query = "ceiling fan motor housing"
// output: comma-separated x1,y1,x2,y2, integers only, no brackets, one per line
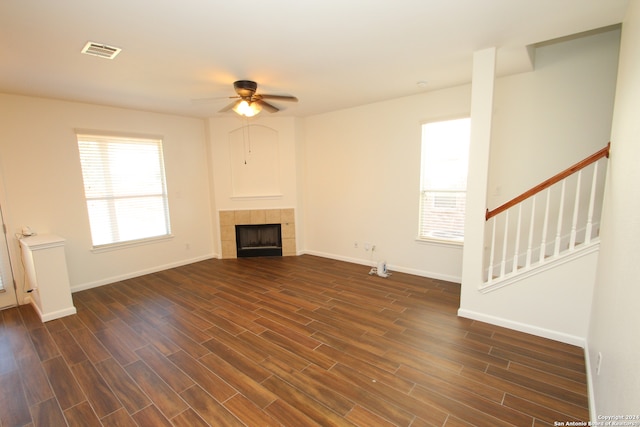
221,80,297,115
234,80,258,98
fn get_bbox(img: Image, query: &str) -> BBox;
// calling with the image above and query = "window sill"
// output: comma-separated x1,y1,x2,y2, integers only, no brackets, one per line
415,237,463,248
91,234,174,253
231,194,283,200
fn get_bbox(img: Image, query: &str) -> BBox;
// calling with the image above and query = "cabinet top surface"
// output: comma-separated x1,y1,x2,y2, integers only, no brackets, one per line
19,234,65,250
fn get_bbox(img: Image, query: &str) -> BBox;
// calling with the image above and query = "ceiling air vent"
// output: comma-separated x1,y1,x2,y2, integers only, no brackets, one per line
81,42,121,59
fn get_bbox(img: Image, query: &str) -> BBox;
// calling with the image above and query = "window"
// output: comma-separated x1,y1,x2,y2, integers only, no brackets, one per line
418,117,471,243
76,132,171,248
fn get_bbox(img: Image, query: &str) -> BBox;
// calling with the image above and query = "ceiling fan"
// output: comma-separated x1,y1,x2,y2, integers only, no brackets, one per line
219,80,298,117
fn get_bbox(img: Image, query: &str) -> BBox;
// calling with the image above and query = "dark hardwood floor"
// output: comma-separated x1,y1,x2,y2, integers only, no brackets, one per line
0,255,590,426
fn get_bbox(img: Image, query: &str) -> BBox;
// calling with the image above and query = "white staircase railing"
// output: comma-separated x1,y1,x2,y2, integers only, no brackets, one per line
483,143,610,290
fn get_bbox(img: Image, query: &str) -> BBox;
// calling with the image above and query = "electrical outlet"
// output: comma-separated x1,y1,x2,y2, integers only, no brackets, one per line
364,243,371,251
596,352,603,375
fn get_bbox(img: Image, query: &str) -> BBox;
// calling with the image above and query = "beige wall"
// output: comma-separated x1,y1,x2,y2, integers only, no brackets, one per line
489,27,620,208
0,94,215,297
589,0,640,417
303,85,470,281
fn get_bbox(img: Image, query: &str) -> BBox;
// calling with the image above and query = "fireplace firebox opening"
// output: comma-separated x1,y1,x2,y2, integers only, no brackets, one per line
235,224,283,257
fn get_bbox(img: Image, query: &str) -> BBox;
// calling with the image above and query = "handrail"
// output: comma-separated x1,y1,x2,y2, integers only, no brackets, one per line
486,142,610,220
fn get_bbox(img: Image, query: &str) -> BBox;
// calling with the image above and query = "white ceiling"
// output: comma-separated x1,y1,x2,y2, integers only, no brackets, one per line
0,0,629,118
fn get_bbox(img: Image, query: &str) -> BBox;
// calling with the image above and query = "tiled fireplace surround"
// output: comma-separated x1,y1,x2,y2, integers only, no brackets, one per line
219,208,296,258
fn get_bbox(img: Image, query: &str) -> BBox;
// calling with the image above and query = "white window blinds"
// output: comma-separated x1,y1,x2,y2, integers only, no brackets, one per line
76,132,171,248
419,118,470,243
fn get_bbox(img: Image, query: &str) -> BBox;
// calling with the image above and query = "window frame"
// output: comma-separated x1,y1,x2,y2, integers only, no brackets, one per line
75,130,172,251
417,116,471,245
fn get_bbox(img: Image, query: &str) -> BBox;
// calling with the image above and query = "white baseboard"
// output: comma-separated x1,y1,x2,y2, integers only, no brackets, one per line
583,341,598,421
27,298,77,322
70,253,218,293
390,264,461,284
301,250,461,283
301,250,374,267
457,308,587,347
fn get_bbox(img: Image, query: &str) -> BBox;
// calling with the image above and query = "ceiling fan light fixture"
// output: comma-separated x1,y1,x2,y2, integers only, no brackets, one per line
233,100,262,117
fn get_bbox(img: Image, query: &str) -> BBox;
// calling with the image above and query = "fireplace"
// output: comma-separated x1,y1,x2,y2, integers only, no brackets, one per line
235,224,282,257
219,209,296,259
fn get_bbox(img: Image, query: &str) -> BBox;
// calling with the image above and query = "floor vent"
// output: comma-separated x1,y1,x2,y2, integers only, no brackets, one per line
81,42,121,59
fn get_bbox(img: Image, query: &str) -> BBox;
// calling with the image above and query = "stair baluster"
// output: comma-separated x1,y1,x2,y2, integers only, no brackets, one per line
500,210,509,278
540,189,551,264
525,195,536,269
512,204,522,274
553,180,566,257
569,170,582,250
585,162,599,245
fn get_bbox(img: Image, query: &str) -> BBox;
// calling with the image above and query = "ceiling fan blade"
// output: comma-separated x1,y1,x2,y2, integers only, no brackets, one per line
257,94,298,102
255,99,279,113
219,99,241,112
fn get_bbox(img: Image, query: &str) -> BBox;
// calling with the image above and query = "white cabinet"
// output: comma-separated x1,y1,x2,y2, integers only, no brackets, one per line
20,234,76,322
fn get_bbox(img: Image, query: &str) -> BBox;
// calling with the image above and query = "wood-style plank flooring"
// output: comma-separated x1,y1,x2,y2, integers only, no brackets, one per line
0,255,589,426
